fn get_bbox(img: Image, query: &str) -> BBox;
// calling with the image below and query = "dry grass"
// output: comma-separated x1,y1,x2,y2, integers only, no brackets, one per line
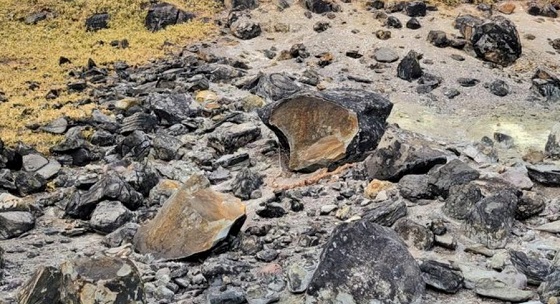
0,0,220,153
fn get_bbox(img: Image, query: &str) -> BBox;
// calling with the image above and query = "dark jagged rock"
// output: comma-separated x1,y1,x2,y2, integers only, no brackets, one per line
49,127,101,166
89,201,133,234
120,112,158,134
0,211,35,239
231,168,263,200
546,123,560,158
457,77,480,87
397,50,423,81
467,16,522,66
405,1,427,17
207,288,247,304
398,174,434,201
103,223,140,248
417,73,442,93
510,250,552,285
427,30,449,48
252,73,301,101
14,171,46,196
85,13,109,32
363,199,407,227
17,266,62,304
116,130,151,160
65,174,143,219
230,16,262,40
224,0,259,11
394,218,434,250
305,0,341,14
145,2,195,31
539,269,560,303
464,190,518,249
386,16,403,29
147,93,200,125
207,122,261,155
134,174,246,260
486,79,510,97
428,159,480,198
313,21,331,32
516,190,546,220
526,164,560,186
530,68,560,103
152,133,182,161
256,202,286,218
366,137,447,182
527,2,558,18
307,220,425,303
90,130,115,146
406,17,421,29
443,182,483,220
0,169,16,191
420,260,464,293
258,89,392,172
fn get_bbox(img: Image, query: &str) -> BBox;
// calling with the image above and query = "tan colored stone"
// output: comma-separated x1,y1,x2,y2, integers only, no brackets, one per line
134,174,246,260
364,179,394,199
195,90,219,103
497,2,516,14
242,94,266,111
269,96,359,171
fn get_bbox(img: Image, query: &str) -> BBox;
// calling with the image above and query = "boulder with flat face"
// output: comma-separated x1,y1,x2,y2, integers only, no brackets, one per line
258,89,392,172
134,174,246,260
306,220,425,303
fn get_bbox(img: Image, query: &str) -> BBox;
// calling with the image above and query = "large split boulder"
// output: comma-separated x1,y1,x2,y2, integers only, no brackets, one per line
258,89,393,172
459,15,522,66
306,219,425,303
134,174,246,260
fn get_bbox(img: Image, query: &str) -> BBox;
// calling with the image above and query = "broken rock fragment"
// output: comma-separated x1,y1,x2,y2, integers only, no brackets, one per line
134,174,246,260
307,219,425,303
258,89,392,172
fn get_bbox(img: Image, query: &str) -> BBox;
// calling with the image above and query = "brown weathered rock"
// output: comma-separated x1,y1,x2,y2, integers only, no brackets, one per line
59,256,145,303
134,174,246,260
497,2,516,14
258,89,392,172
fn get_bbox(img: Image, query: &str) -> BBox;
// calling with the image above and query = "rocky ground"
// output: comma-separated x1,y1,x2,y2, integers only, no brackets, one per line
2,0,560,303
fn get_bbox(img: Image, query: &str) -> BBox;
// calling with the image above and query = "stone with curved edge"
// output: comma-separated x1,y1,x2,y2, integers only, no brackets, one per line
258,89,392,172
133,174,246,260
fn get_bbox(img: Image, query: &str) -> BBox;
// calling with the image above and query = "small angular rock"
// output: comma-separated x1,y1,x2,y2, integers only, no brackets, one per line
420,260,464,293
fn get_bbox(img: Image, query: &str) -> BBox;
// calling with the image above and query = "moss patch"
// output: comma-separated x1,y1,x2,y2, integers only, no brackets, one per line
0,0,220,153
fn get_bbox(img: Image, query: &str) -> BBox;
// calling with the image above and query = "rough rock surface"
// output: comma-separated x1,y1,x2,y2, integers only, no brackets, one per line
307,220,425,303
134,174,246,260
259,89,392,172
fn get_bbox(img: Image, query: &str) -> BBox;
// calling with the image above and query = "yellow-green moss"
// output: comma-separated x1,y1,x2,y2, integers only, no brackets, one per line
0,0,220,153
